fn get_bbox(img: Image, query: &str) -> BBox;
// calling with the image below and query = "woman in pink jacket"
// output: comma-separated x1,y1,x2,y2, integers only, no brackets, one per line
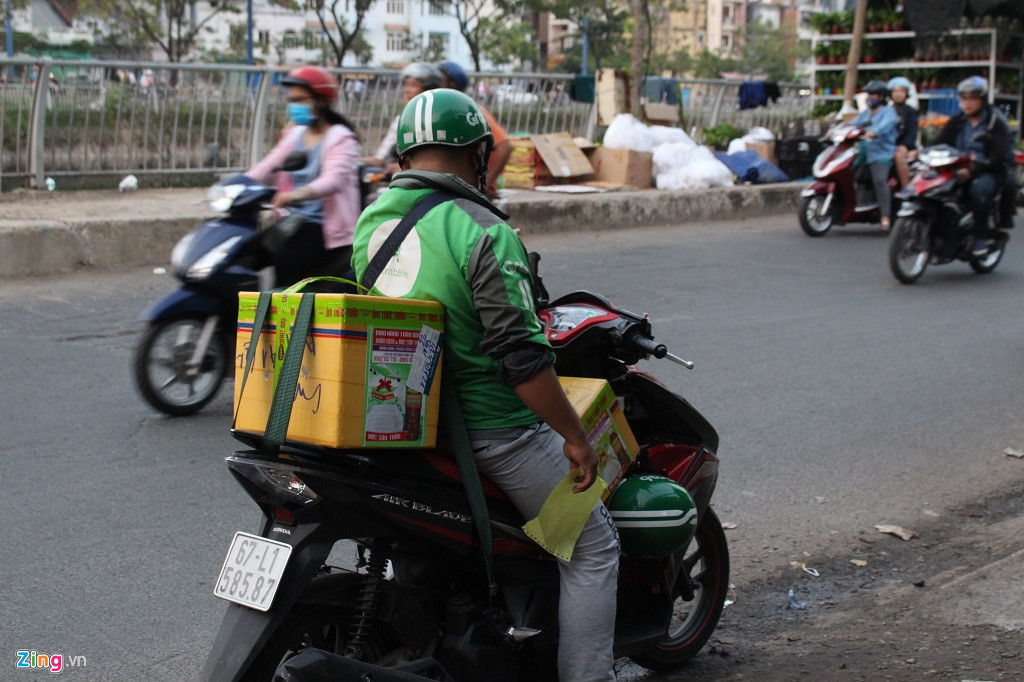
246,66,361,286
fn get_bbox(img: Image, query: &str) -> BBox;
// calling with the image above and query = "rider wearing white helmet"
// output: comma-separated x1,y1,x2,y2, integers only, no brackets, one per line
887,76,919,189
365,62,445,173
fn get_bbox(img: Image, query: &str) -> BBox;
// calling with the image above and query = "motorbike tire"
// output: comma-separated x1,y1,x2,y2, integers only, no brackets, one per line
888,216,930,284
132,315,228,416
245,574,395,681
968,238,1006,274
798,195,835,237
630,507,730,671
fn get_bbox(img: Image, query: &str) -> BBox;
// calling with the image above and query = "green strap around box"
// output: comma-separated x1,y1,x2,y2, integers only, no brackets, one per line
233,290,273,429
262,291,316,452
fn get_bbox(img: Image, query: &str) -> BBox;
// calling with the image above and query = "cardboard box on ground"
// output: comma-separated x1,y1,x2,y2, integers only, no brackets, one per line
502,133,596,189
234,292,445,449
501,132,653,190
558,376,640,497
746,140,778,166
586,147,654,189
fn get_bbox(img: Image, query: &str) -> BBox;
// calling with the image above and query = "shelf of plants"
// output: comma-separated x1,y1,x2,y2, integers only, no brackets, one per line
808,11,1023,124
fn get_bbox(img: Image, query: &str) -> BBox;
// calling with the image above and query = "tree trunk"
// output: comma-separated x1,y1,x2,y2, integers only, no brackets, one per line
630,0,646,117
841,0,868,117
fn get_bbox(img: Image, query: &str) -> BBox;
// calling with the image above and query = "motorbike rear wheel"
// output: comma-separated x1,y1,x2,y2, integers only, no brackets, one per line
888,216,930,284
132,315,228,416
246,574,396,681
968,236,1006,274
798,195,835,237
630,507,730,671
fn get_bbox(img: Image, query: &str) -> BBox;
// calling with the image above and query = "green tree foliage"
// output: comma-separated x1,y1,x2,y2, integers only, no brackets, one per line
545,0,629,72
429,0,531,71
308,0,377,67
735,20,808,82
692,47,736,78
404,30,449,63
477,16,537,68
81,0,263,62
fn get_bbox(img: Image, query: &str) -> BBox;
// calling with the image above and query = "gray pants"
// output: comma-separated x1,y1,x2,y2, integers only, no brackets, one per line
470,423,620,681
858,162,892,219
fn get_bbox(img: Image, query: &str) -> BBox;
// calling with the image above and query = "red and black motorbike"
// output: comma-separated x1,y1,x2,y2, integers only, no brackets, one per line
201,290,727,681
888,144,1010,284
799,124,900,236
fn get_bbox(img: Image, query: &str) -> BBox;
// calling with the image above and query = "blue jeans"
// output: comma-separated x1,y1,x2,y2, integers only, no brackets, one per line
968,173,999,237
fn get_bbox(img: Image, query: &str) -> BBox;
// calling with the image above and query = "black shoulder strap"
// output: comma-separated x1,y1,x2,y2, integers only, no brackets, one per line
361,191,456,292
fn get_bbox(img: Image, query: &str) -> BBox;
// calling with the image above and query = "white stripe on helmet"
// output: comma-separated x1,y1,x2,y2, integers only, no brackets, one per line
423,90,435,142
413,95,424,143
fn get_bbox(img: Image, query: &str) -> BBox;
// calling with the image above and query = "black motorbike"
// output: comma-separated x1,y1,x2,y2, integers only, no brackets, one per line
201,290,728,681
888,144,1009,284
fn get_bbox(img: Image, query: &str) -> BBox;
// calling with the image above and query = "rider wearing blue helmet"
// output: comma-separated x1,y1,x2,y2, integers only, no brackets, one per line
437,61,512,198
887,76,919,189
934,77,1011,253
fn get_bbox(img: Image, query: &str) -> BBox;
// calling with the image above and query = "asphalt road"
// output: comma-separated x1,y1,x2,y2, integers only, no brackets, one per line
2,214,1023,680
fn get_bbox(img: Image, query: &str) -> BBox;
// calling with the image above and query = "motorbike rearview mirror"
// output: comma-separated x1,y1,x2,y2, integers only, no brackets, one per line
275,151,309,173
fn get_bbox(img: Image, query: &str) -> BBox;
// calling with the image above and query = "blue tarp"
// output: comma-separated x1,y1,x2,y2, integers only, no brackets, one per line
713,150,790,184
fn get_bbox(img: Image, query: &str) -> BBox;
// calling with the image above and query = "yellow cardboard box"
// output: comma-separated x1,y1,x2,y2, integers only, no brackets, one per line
234,292,444,449
558,376,639,496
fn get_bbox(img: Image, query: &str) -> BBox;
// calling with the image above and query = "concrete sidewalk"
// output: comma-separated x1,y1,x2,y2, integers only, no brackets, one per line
0,182,805,279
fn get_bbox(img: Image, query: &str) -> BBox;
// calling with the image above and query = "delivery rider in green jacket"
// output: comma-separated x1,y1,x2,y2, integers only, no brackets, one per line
350,89,619,681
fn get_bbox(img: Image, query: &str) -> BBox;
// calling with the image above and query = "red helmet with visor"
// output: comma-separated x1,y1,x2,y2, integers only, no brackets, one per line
281,66,338,102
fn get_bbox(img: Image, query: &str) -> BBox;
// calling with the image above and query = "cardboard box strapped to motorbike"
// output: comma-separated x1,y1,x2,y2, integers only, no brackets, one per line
233,285,445,449
558,376,640,495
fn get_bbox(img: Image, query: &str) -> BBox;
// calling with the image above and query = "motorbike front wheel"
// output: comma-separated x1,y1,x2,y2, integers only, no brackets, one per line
798,194,835,237
630,507,730,670
888,216,930,284
132,316,228,416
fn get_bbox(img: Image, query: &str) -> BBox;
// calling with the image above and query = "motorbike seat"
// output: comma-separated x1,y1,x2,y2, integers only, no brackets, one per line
421,450,512,504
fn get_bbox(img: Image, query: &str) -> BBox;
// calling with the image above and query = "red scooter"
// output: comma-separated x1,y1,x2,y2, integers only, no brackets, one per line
799,124,899,236
888,144,1010,284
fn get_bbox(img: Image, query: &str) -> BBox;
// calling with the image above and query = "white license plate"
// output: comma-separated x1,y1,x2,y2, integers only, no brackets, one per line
213,531,292,611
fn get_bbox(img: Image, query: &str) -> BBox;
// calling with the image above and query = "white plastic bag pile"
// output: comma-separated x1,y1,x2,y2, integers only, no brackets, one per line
727,126,775,154
653,144,734,190
603,113,693,153
603,114,734,190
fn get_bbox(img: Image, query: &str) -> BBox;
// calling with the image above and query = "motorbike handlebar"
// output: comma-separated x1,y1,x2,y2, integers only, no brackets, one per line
628,333,668,359
626,331,695,369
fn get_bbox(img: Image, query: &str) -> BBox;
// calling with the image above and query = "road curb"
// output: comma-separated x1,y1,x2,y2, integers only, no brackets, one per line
0,182,807,279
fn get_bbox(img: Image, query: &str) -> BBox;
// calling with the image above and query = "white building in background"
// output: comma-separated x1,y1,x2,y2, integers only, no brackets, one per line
10,0,101,48
195,0,488,69
9,0,491,68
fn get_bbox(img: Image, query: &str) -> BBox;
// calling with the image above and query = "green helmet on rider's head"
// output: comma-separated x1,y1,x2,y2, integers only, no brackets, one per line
607,475,699,558
396,89,492,156
396,89,494,191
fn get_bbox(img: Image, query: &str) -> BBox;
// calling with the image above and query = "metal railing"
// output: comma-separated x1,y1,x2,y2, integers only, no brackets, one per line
0,57,812,189
0,58,595,189
677,79,812,140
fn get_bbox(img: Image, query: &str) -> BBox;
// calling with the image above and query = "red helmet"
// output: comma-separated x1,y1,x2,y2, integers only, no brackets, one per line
281,66,338,102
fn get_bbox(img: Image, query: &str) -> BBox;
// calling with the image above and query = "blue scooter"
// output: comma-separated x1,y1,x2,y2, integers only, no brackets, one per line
133,154,387,416
132,152,309,416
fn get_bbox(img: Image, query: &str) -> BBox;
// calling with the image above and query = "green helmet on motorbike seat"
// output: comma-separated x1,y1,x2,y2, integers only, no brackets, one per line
607,475,698,558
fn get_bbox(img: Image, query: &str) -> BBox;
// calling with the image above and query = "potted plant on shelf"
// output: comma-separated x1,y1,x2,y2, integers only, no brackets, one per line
862,39,876,64
810,12,835,35
867,8,882,33
837,11,854,34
